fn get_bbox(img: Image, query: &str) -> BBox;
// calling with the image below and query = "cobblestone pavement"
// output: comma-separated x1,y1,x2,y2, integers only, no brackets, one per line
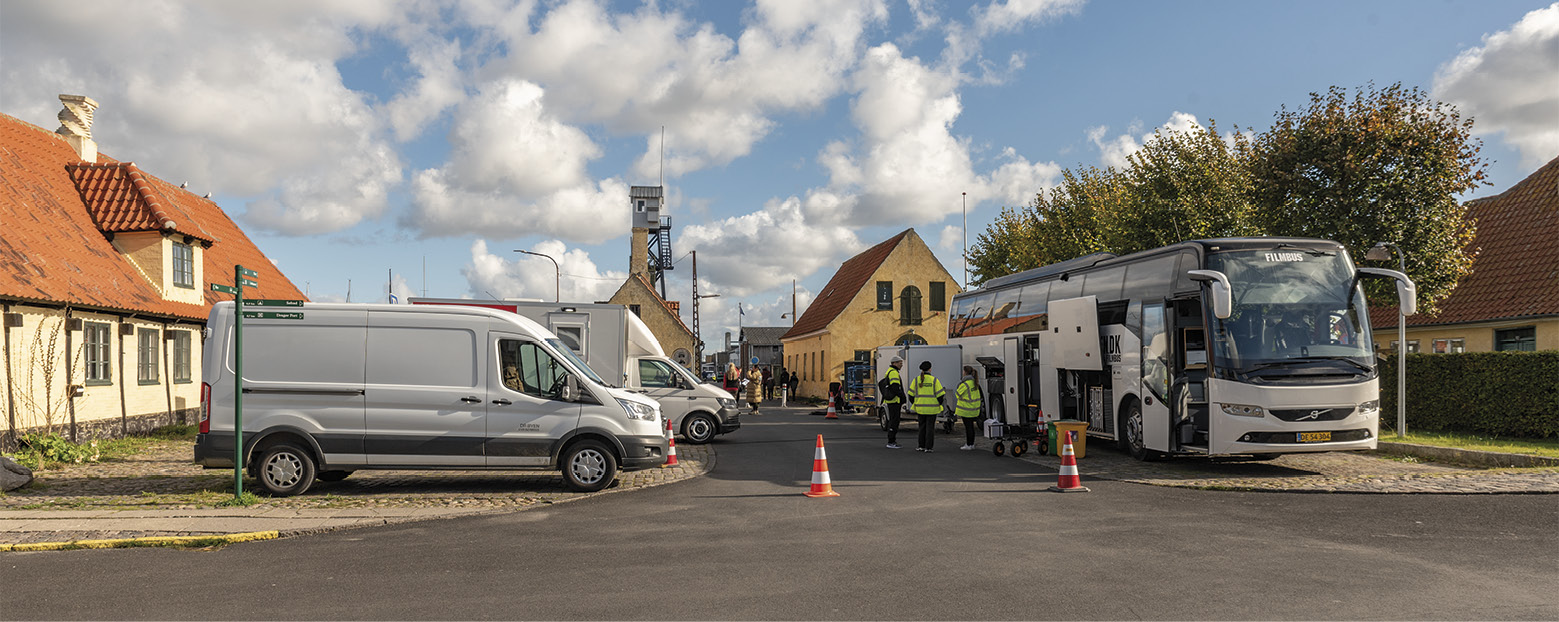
0,438,713,544
987,435,1559,493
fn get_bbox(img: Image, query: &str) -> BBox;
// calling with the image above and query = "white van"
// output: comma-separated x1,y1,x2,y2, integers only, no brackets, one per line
409,299,740,444
193,302,668,496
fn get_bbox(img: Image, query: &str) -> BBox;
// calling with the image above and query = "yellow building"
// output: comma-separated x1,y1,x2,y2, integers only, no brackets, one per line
780,229,961,398
1371,154,1559,354
1,97,305,447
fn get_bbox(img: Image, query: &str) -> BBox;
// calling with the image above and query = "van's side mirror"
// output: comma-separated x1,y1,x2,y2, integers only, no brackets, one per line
562,375,578,402
1187,270,1233,320
1357,267,1416,316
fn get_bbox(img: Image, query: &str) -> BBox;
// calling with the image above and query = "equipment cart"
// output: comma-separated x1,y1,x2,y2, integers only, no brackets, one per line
976,355,1050,457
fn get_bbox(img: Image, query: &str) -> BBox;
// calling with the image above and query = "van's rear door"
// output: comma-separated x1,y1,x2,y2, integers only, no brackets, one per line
487,332,582,466
364,310,486,466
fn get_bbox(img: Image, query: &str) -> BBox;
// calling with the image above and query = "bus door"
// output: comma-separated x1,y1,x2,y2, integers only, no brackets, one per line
1171,297,1210,449
1140,302,1173,452
1002,337,1021,426
1021,336,1043,425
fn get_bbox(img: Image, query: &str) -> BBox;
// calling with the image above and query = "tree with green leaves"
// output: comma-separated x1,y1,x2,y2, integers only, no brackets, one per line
1244,83,1486,311
969,83,1487,312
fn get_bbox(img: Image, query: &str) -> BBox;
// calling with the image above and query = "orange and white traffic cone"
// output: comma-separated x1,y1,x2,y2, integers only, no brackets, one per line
825,394,838,419
1048,431,1089,492
803,434,841,497
662,417,679,467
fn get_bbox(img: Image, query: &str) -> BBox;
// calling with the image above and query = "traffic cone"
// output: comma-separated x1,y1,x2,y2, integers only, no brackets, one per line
1048,430,1090,492
803,434,841,497
825,394,838,419
662,417,679,467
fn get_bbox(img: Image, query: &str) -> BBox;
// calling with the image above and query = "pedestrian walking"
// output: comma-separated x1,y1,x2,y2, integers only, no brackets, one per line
955,365,983,450
880,356,907,448
907,360,945,452
762,366,774,400
724,362,741,397
745,364,764,415
789,369,800,395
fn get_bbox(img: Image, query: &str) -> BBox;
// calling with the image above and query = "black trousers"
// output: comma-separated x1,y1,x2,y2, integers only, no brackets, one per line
917,414,936,450
961,416,979,445
885,402,902,444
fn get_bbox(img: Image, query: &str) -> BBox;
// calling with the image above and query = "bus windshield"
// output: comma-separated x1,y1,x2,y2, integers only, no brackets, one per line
1205,248,1375,382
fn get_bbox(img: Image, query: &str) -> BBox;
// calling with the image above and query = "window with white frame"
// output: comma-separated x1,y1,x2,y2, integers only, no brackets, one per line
172,242,195,288
172,330,192,383
85,322,112,384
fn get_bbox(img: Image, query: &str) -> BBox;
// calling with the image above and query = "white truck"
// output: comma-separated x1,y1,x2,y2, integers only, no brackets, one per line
410,299,740,444
873,344,964,432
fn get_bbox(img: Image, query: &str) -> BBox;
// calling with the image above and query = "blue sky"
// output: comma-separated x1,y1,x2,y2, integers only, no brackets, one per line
4,1,1557,351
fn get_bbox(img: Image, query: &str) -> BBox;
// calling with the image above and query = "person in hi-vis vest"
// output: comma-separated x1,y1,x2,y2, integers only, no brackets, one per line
881,356,906,449
907,360,946,452
955,365,983,450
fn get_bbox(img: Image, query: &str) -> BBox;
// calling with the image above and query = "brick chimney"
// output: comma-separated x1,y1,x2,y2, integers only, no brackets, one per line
55,94,99,163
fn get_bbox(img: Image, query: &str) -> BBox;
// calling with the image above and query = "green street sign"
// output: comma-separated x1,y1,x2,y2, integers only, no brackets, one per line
210,283,238,294
242,311,304,320
243,299,304,307
240,278,259,288
237,267,258,278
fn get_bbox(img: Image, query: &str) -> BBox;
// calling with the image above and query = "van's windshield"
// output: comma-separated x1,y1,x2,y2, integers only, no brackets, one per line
546,338,608,386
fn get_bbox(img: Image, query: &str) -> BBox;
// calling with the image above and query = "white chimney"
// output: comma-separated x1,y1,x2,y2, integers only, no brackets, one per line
55,94,99,163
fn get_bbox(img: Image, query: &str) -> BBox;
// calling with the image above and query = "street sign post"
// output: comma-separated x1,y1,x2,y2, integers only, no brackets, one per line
242,299,304,307
242,311,304,320
231,265,259,500
210,283,238,295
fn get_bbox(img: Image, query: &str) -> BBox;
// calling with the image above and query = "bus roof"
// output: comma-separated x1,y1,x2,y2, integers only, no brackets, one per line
965,237,1346,295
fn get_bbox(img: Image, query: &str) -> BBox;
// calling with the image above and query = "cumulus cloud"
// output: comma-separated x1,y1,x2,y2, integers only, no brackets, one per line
0,1,407,235
404,79,631,242
1087,111,1202,169
462,239,627,304
972,0,1087,36
679,195,862,296
1433,3,1559,168
385,37,467,142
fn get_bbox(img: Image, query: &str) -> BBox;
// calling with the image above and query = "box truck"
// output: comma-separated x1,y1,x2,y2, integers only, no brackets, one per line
410,299,740,444
194,302,669,496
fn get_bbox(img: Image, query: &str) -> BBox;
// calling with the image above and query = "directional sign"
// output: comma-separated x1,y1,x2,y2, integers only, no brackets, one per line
243,299,304,307
240,278,259,288
242,311,304,320
210,283,238,294
237,267,258,278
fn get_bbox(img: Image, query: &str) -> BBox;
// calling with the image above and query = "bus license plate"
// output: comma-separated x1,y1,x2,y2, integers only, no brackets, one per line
1298,432,1331,443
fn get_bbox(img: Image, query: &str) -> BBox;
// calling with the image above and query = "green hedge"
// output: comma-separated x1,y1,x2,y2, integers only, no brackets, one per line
1377,351,1559,439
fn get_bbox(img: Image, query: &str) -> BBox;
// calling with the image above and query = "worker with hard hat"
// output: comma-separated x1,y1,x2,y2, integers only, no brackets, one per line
908,360,946,452
881,356,906,448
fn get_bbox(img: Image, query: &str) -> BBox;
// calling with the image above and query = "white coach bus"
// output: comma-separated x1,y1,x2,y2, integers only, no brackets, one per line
949,237,1416,460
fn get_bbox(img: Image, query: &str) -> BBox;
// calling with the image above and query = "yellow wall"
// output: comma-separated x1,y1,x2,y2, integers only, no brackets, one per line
783,231,960,398
1372,317,1559,354
2,303,202,438
109,232,205,305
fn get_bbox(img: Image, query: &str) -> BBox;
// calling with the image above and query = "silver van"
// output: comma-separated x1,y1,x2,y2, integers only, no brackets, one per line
193,302,668,496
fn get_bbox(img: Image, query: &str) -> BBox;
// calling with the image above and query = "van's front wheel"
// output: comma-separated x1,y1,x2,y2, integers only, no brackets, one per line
683,413,718,444
561,440,618,492
255,442,316,497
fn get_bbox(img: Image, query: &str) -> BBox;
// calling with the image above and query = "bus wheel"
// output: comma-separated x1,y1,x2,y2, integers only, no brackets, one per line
992,441,1006,457
1120,402,1153,461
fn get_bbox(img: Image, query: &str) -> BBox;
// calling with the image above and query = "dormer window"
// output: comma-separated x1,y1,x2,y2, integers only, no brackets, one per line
172,241,194,288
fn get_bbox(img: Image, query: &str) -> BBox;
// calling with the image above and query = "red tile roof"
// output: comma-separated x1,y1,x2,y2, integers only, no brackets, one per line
0,113,305,320
1373,154,1559,328
781,229,911,340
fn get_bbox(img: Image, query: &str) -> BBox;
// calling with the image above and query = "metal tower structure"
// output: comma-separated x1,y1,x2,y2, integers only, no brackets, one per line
629,185,674,298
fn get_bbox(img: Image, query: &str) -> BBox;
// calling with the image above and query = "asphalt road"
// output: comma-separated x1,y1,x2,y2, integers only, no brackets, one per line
5,408,1557,620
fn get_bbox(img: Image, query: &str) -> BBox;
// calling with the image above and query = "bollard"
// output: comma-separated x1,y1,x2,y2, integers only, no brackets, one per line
781,385,787,408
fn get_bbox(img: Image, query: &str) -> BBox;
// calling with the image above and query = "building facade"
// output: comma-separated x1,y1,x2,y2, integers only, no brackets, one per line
1371,155,1559,354
1,97,305,447
780,229,961,398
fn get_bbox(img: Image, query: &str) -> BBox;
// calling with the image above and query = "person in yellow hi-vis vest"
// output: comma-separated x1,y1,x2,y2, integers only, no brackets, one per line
955,365,983,450
908,360,946,452
881,356,906,449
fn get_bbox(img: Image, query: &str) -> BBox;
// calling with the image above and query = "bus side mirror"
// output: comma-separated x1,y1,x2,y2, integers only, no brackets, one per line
1356,268,1417,316
1187,270,1232,320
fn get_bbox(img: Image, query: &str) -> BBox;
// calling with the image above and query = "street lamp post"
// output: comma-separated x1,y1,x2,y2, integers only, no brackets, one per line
514,249,559,303
1367,242,1407,438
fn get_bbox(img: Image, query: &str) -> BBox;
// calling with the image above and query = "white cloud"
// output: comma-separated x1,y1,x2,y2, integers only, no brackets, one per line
1088,111,1202,169
679,195,862,296
973,0,1087,36
404,79,631,242
385,37,467,142
384,274,416,303
462,239,627,304
1432,3,1559,168
0,1,407,235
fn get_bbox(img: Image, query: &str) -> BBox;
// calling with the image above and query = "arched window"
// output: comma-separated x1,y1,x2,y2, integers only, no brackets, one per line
899,286,923,326
895,332,927,346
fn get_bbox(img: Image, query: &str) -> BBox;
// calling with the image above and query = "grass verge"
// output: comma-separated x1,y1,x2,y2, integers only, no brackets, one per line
1381,430,1559,458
